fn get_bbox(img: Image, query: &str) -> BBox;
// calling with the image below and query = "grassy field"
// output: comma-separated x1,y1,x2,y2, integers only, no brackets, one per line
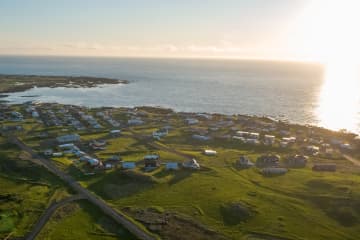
84,138,360,240
0,137,68,239
37,200,137,240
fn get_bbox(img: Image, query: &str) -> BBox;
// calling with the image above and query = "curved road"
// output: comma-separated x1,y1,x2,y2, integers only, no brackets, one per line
26,194,85,240
8,135,157,240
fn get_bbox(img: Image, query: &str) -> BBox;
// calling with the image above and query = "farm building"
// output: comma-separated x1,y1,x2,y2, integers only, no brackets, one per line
236,156,254,168
256,154,280,167
306,145,320,156
183,159,200,170
144,154,161,169
286,155,308,168
204,149,217,156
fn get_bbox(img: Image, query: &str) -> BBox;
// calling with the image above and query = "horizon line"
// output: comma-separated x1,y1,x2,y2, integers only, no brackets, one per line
0,53,323,65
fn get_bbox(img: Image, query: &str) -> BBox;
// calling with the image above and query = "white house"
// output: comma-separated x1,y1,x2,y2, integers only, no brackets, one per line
232,136,246,142
264,135,275,145
183,159,200,169
204,149,217,156
185,118,199,125
52,152,63,157
88,158,100,167
110,129,121,136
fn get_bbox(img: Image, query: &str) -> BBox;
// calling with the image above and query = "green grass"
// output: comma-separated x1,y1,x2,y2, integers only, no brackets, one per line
84,139,360,240
0,137,68,239
37,200,137,240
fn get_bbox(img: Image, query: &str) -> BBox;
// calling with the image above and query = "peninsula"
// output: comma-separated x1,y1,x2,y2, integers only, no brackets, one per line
0,74,128,95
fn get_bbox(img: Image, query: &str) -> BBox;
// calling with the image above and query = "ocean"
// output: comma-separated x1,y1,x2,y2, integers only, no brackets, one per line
0,56,359,133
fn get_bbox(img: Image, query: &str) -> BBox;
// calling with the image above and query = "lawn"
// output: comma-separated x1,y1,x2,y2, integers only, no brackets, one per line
0,137,68,239
37,200,137,240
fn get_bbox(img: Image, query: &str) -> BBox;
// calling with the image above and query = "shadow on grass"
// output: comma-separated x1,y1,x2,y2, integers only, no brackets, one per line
154,169,193,186
87,170,155,200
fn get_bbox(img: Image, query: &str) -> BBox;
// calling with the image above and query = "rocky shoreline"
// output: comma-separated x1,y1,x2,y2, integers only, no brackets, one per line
0,74,128,95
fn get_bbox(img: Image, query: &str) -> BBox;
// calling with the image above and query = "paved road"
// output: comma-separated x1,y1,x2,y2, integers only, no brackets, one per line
8,136,157,240
26,194,85,240
343,154,360,167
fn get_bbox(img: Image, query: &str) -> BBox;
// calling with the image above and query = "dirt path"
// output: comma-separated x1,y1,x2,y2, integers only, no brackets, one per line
8,135,157,240
26,194,85,240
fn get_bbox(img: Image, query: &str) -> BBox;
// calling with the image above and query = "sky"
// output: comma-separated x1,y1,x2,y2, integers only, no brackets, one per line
1,0,359,61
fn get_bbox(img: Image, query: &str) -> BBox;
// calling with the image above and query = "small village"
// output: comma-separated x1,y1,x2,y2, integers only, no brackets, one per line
1,101,359,178
1,101,360,240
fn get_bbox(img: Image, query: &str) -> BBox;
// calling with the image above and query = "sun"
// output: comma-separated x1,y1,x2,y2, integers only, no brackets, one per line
290,0,360,63
289,0,360,132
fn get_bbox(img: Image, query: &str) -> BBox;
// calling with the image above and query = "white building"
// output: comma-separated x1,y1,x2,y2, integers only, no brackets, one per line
204,149,217,156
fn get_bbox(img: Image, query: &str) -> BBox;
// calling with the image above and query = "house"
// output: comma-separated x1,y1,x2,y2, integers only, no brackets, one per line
58,143,76,150
282,137,296,143
128,118,144,126
232,136,246,142
107,155,121,162
196,113,212,120
152,129,168,139
32,111,39,118
185,118,199,125
90,139,107,149
236,156,254,168
88,158,100,167
166,162,179,170
236,131,249,137
144,154,161,169
245,139,260,145
56,134,80,143
264,135,275,145
262,168,288,176
280,141,289,148
10,111,23,121
183,159,200,169
104,163,113,169
44,149,53,156
74,150,86,157
192,134,210,141
204,149,217,156
122,161,136,169
306,145,320,156
110,129,121,137
340,143,353,151
312,164,336,172
286,155,307,168
80,156,92,162
248,132,260,139
52,152,63,157
256,154,280,167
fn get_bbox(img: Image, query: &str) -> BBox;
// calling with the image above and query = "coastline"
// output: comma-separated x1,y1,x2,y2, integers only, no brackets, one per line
0,74,128,95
